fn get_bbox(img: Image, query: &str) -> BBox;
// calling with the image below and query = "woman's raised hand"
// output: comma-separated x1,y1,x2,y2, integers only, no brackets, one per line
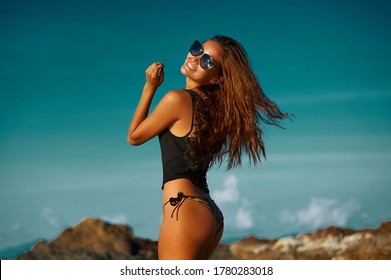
145,62,164,90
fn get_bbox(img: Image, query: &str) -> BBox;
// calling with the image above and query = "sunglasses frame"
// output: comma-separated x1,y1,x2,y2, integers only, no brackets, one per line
189,40,218,71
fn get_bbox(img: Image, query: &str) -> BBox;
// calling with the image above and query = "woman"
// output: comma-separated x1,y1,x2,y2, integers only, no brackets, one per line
128,35,289,259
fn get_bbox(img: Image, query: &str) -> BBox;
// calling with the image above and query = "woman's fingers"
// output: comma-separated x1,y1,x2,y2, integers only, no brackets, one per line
146,62,165,88
158,65,164,83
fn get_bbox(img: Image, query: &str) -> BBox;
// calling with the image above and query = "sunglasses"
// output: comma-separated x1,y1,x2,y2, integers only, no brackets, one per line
189,40,219,71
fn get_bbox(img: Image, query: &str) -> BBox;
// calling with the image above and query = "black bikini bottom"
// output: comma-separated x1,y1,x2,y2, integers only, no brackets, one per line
163,192,224,236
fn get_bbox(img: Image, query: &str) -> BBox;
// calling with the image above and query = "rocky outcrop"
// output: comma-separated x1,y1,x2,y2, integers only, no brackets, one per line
17,218,157,260
16,218,391,260
230,221,391,260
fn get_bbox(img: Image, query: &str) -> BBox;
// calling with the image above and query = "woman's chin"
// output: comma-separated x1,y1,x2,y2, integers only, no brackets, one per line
180,65,186,75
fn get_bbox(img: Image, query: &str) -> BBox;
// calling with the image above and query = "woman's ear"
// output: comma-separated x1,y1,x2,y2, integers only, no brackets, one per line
210,76,224,85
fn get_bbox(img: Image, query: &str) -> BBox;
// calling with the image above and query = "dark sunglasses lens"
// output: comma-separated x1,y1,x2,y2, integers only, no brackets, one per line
190,40,203,56
200,54,215,70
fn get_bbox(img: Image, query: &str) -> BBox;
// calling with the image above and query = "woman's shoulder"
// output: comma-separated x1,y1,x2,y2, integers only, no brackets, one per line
161,89,192,105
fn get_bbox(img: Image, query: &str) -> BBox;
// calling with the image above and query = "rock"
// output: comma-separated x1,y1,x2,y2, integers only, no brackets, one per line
209,243,235,260
231,221,391,260
17,217,157,260
15,218,391,260
230,236,278,259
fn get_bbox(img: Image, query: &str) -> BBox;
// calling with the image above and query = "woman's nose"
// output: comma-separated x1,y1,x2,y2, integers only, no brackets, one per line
190,56,200,65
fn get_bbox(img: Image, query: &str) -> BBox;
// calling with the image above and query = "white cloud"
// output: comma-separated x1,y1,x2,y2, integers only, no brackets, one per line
212,175,254,229
281,197,360,229
212,175,239,204
236,206,253,229
41,207,59,227
102,214,128,225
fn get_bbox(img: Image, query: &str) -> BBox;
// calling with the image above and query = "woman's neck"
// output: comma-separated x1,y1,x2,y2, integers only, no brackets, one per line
185,77,203,90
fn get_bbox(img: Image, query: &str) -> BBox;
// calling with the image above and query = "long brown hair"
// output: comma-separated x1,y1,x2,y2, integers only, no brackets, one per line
188,35,290,170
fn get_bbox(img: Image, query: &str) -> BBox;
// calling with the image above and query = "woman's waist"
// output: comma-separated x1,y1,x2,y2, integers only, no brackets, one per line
162,178,210,203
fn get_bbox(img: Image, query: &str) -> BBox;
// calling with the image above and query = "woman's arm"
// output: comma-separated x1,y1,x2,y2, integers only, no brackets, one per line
127,62,183,146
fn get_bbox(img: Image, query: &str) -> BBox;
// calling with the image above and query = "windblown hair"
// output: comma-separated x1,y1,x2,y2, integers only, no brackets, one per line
187,35,290,170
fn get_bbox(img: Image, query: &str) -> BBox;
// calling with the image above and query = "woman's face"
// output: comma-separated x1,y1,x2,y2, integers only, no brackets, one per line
181,40,223,86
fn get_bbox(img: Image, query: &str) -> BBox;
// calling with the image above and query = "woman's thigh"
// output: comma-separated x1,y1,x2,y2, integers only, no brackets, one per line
158,198,217,260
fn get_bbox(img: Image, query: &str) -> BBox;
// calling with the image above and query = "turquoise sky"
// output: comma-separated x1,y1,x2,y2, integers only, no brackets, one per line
1,0,390,255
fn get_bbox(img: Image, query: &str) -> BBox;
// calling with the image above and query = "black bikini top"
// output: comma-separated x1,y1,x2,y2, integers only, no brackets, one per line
158,89,209,193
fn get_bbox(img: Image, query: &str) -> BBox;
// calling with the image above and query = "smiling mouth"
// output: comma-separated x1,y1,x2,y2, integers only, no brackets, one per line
187,61,196,71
